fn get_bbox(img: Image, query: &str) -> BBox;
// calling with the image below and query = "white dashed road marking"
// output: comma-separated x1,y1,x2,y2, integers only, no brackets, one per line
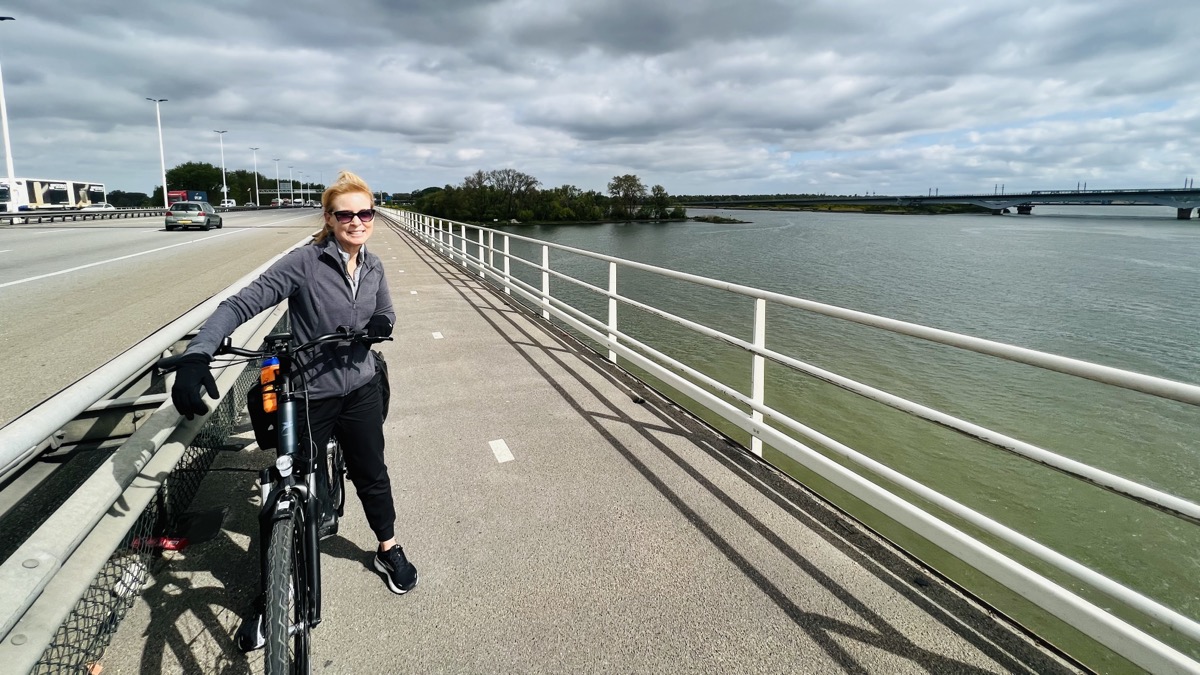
489,439,514,463
432,332,443,339
410,290,417,295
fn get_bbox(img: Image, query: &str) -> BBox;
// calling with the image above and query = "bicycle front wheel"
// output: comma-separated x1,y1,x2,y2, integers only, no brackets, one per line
328,438,346,517
264,501,310,674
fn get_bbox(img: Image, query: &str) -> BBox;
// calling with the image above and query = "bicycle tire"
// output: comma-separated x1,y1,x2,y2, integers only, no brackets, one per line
329,438,347,517
264,502,311,674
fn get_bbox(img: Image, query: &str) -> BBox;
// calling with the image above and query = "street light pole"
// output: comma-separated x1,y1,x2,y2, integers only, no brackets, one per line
249,147,260,206
0,16,18,204
288,165,294,204
273,158,280,206
146,98,168,207
213,130,227,202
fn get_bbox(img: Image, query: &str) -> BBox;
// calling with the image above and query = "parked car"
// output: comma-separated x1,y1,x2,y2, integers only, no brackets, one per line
305,199,320,208
164,201,223,231
270,198,285,207
219,198,237,208
80,203,116,211
244,201,257,207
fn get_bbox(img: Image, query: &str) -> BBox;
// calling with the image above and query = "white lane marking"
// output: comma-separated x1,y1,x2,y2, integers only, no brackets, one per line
31,229,68,235
397,269,404,273
0,249,10,253
431,331,443,339
489,439,514,463
410,290,417,295
0,229,250,289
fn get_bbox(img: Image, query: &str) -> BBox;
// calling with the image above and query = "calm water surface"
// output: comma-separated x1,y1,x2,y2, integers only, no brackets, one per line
502,205,1200,665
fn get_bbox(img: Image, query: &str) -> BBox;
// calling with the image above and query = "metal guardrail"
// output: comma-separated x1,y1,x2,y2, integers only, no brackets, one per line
0,235,312,673
0,203,317,225
385,208,1200,673
0,208,166,224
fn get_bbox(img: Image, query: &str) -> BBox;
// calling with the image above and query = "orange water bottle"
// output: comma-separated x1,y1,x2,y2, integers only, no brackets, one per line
260,356,280,413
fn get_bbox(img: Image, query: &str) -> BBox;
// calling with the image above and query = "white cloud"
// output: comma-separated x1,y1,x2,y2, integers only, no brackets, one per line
0,0,1198,196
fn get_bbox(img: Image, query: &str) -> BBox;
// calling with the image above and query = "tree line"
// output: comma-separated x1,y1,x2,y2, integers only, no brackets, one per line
107,162,326,207
410,169,687,223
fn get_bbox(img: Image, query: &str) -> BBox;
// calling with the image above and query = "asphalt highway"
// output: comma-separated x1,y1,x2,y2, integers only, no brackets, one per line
0,209,323,426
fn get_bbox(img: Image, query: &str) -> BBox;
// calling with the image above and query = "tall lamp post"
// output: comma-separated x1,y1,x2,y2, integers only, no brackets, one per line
249,146,260,206
273,158,280,206
146,98,168,207
288,165,294,204
0,16,18,204
213,130,227,202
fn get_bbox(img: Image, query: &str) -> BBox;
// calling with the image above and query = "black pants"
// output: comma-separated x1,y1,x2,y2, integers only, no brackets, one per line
299,373,396,542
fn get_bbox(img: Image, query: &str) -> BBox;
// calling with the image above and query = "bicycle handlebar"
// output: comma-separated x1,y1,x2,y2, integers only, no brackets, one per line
154,327,391,374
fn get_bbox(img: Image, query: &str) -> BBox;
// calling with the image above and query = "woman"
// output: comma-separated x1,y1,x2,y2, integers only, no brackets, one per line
169,170,417,651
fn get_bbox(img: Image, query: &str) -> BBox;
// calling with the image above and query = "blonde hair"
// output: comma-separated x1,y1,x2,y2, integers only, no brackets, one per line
313,170,373,243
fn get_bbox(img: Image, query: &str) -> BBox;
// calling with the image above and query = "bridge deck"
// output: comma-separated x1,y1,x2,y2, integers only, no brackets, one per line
99,226,1080,673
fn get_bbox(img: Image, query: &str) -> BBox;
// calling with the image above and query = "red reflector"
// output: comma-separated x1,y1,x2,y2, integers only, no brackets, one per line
131,536,190,551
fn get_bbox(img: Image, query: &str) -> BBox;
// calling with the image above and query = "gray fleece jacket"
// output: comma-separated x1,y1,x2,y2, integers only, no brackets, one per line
185,236,395,400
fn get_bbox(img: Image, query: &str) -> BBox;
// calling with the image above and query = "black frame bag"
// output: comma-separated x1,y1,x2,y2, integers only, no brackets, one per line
247,350,390,451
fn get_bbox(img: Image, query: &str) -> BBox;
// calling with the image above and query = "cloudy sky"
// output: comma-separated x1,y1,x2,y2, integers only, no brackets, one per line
1,0,1197,198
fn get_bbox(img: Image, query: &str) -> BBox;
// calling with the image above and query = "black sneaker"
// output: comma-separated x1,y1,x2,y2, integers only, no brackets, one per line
234,610,265,652
374,545,418,594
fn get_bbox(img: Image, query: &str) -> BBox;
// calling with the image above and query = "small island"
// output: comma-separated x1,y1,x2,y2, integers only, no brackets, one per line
691,214,751,224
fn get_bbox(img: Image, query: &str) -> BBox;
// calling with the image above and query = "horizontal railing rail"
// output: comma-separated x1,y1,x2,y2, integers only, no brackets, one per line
384,208,1200,674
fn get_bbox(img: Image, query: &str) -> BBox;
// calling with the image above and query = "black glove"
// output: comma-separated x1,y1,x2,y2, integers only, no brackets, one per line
366,315,393,339
171,353,218,420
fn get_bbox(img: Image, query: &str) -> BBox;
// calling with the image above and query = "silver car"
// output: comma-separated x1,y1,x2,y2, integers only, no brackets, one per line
164,201,223,231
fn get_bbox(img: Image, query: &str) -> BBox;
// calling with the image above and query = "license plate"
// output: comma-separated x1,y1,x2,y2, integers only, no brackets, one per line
179,220,192,224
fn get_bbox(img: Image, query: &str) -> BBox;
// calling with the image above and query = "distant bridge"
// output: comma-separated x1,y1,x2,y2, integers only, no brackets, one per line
683,187,1200,219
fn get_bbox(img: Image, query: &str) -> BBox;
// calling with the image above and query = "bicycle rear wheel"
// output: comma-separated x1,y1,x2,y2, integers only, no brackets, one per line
264,501,311,674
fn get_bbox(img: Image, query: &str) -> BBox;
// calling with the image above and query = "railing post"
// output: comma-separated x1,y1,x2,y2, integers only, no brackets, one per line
541,245,550,320
751,298,766,457
488,231,495,277
460,224,467,265
608,262,618,363
503,235,511,296
472,227,482,277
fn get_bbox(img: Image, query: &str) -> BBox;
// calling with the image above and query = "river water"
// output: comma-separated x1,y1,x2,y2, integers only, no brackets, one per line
500,205,1200,666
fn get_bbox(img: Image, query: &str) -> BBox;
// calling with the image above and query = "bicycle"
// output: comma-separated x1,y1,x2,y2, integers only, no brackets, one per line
157,327,389,674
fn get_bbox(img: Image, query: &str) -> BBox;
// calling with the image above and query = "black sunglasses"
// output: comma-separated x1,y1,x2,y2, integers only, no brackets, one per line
330,209,376,224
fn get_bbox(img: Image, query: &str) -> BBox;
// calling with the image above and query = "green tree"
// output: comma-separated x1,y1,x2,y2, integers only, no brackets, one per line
489,168,540,221
650,184,671,219
109,190,151,208
462,170,493,221
607,174,646,220
165,162,222,201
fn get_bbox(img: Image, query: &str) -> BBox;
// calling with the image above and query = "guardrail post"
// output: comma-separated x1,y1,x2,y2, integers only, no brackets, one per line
460,224,467,266
503,235,511,296
751,298,766,456
608,262,618,363
541,245,550,320
488,231,495,277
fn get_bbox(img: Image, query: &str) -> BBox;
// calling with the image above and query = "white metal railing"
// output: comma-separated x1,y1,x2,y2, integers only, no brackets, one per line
386,209,1200,674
